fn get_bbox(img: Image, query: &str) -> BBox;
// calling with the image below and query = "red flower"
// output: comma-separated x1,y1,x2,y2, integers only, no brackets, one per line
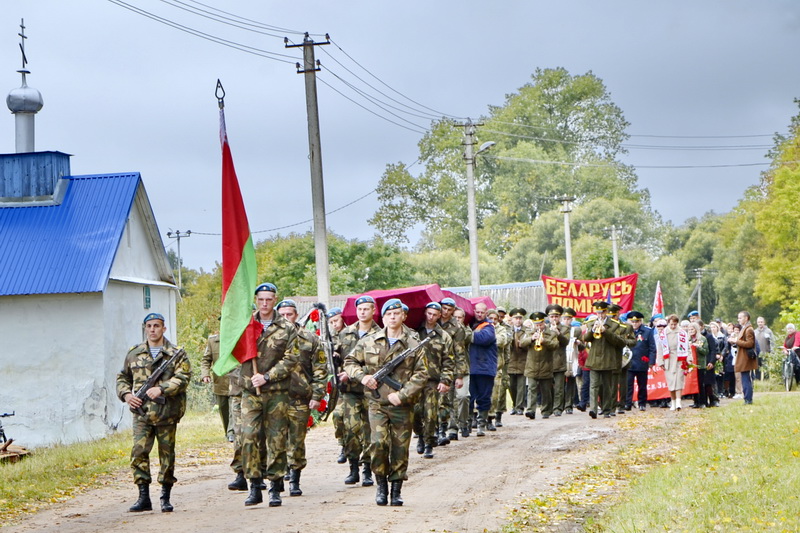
327,381,332,394
310,309,320,322
641,356,650,363
307,415,314,428
663,354,670,360
317,398,327,413
681,361,689,371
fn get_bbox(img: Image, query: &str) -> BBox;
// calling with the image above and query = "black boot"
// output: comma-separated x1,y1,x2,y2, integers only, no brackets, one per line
129,484,152,512
375,475,389,506
344,458,360,485
437,423,450,446
244,478,263,506
495,412,503,427
487,415,497,431
268,480,282,507
337,446,347,464
423,444,434,458
289,469,302,496
160,484,173,513
228,472,248,491
284,471,291,481
416,435,425,454
361,463,374,487
390,480,404,506
471,412,478,429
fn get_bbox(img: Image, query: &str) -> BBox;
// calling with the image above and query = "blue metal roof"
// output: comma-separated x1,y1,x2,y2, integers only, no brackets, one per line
0,173,141,296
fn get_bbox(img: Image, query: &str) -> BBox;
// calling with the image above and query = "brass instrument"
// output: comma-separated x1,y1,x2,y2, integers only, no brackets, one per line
534,329,543,351
592,317,606,339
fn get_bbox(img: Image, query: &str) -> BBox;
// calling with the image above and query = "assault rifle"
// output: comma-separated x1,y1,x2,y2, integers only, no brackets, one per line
370,334,433,400
313,302,339,421
130,349,186,416
0,411,14,444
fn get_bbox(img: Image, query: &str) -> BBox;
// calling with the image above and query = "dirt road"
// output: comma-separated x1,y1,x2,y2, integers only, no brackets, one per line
4,409,667,533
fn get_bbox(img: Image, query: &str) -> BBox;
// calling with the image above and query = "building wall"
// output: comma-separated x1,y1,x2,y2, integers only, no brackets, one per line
0,293,108,448
108,193,163,281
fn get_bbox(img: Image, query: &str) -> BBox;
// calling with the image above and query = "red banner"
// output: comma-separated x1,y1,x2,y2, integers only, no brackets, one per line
632,366,699,400
541,274,638,318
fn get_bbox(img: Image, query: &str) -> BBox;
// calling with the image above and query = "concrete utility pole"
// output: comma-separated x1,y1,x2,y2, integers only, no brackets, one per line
461,119,485,297
287,33,331,304
691,268,718,318
166,230,191,290
559,195,576,279
610,225,620,277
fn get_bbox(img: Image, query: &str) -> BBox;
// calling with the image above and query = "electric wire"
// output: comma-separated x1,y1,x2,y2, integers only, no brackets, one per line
184,0,322,35
485,154,787,169
155,0,300,39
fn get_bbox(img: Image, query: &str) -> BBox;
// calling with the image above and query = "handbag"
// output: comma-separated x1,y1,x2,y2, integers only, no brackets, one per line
747,347,758,360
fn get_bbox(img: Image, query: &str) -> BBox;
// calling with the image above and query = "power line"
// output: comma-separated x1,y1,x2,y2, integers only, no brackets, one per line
106,0,297,63
155,0,299,39
485,154,786,169
184,0,322,35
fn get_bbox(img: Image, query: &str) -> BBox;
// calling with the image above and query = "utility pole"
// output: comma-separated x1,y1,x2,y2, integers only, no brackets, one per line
460,119,484,297
559,195,576,279
610,225,620,277
166,230,191,290
287,33,331,304
691,268,717,318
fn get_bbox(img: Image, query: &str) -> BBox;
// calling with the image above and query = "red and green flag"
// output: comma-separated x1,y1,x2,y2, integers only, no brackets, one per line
212,107,262,376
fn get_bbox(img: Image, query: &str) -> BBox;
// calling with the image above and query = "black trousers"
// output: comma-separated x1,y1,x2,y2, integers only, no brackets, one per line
626,370,648,407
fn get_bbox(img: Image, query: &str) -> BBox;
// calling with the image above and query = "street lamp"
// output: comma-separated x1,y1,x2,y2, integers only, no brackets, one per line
463,121,495,297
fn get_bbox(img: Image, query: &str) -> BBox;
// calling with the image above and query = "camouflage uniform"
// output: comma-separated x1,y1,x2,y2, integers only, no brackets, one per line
116,339,191,485
287,327,328,471
240,313,300,482
227,366,248,475
337,321,381,464
344,328,428,481
491,322,512,415
439,317,470,435
200,334,233,439
413,324,455,447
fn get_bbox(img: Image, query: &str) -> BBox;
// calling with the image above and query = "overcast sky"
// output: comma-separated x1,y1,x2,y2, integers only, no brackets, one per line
3,1,798,272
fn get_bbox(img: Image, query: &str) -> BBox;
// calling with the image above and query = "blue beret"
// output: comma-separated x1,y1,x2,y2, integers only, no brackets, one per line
440,297,457,307
326,307,343,318
255,282,278,295
143,312,165,324
688,310,699,317
381,298,403,316
619,312,629,322
276,299,297,310
426,302,442,311
355,295,376,307
401,304,409,312
652,313,664,320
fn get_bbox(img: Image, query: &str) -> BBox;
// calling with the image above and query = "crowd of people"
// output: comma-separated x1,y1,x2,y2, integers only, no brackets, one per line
114,283,796,512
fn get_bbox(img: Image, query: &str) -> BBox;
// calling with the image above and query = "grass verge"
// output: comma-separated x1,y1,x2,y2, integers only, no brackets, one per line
0,411,224,526
498,393,800,532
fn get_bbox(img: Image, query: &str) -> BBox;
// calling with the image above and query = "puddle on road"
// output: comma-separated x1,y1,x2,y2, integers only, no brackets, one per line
546,425,614,451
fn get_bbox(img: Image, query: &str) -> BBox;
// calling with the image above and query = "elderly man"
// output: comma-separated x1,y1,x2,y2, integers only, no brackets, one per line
468,302,497,436
624,311,657,411
345,299,428,506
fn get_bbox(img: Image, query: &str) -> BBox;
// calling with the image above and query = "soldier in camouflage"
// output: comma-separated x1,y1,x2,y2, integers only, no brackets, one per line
325,307,347,464
200,329,234,441
439,298,469,442
116,312,191,513
344,298,428,506
488,309,511,430
336,295,381,486
413,302,455,458
276,299,328,497
241,283,300,507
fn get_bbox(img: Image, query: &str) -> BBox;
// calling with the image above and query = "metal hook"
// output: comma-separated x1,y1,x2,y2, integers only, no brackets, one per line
215,79,225,109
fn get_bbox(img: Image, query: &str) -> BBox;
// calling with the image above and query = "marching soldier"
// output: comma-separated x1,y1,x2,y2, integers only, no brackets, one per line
200,328,234,441
116,313,191,513
276,299,327,497
336,295,380,486
225,365,250,492
581,301,628,419
241,283,300,507
439,298,468,442
413,302,455,458
344,298,428,506
609,304,636,414
545,304,570,416
520,312,559,419
326,307,347,464
507,308,528,415
488,309,511,429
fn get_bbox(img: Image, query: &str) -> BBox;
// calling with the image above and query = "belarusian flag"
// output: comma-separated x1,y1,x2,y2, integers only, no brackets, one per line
651,280,664,318
212,107,262,376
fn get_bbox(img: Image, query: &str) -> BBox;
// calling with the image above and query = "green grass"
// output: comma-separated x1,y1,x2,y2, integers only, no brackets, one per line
590,393,800,532
0,411,224,526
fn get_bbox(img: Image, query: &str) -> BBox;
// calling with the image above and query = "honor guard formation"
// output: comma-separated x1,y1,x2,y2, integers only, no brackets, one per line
118,287,759,511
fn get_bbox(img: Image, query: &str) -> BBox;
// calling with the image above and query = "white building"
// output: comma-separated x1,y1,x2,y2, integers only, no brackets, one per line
0,36,178,447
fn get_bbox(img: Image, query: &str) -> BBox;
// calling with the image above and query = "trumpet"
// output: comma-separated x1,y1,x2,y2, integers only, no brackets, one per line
533,329,543,351
592,317,606,339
